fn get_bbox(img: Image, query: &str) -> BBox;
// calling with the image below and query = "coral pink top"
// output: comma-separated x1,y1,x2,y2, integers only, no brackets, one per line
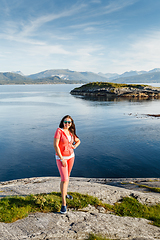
54,128,74,159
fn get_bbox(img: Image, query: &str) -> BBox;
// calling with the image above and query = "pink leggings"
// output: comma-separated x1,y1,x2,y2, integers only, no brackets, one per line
56,157,74,182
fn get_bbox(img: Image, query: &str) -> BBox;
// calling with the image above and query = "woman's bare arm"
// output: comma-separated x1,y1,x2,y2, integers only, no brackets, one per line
72,136,81,149
54,138,66,167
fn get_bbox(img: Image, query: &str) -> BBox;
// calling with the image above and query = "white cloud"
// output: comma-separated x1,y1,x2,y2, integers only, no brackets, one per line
0,2,87,45
69,21,100,30
76,45,103,55
103,30,160,73
84,27,96,33
65,29,160,74
19,3,87,37
103,0,138,14
29,44,71,57
0,0,159,75
66,44,105,72
90,0,101,3
131,31,160,56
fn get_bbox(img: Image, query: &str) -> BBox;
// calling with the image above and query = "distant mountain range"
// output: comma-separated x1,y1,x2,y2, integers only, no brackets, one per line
98,68,160,81
0,72,30,84
27,69,108,82
0,72,85,85
26,68,160,83
0,68,160,84
111,71,160,83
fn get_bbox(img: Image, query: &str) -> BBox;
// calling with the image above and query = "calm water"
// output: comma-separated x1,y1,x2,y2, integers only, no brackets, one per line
0,84,160,181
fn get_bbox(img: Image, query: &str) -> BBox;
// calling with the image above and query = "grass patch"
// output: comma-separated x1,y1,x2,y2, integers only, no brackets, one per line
0,192,113,223
120,181,160,193
73,82,148,90
0,193,160,228
120,182,130,185
138,184,160,193
114,197,160,227
85,233,113,240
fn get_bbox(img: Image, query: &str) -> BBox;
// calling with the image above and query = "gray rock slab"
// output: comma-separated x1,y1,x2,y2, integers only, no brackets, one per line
0,177,160,205
1,211,160,240
0,177,160,239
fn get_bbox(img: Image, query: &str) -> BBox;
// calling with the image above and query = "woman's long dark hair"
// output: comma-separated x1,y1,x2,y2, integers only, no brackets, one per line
59,115,78,137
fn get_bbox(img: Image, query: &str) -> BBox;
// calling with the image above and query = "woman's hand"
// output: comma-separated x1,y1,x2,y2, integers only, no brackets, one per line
54,138,65,165
72,137,81,149
71,144,76,149
61,159,67,167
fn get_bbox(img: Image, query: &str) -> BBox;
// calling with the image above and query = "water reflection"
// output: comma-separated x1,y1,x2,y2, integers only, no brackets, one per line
71,94,156,103
0,84,160,181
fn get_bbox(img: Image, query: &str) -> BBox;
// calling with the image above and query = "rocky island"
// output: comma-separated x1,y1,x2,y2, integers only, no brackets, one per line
70,82,160,100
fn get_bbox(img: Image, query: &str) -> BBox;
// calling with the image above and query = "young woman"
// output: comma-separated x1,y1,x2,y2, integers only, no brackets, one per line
54,115,80,213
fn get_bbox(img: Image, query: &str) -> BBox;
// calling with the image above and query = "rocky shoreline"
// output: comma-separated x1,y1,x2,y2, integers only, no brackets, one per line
0,177,160,240
70,83,160,100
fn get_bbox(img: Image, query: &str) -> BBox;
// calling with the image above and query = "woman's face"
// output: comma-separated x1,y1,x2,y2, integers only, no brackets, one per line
63,117,72,129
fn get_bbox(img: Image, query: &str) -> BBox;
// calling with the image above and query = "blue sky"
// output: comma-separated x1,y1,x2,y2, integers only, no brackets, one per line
0,0,160,75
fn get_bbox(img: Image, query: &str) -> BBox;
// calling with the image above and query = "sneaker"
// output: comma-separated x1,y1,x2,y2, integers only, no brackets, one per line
60,205,67,214
66,194,73,200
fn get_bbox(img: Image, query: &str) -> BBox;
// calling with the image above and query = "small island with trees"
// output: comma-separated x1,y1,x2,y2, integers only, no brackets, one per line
70,82,160,100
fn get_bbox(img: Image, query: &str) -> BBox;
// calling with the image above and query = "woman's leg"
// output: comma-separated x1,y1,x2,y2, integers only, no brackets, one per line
65,157,74,198
67,157,75,178
56,160,69,206
60,181,69,206
56,157,74,206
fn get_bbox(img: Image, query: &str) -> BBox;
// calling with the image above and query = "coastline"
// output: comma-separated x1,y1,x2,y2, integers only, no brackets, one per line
1,176,160,203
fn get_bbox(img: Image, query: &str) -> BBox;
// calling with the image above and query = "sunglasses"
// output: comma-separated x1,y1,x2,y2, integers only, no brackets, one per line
64,121,72,124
